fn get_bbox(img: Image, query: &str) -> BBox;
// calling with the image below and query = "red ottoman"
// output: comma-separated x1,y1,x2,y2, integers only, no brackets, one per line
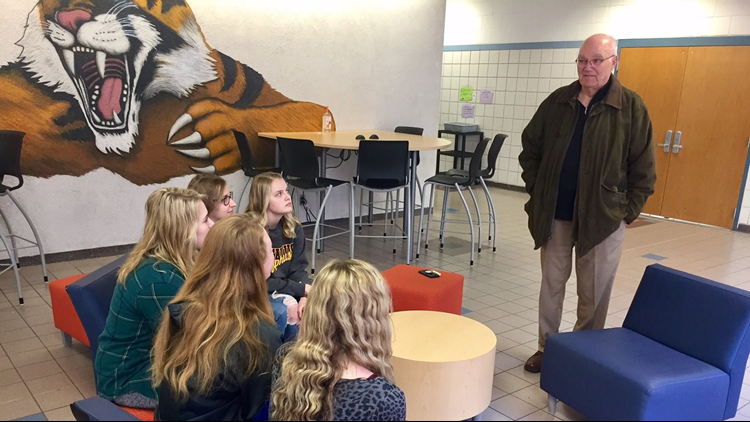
382,265,464,315
49,274,90,347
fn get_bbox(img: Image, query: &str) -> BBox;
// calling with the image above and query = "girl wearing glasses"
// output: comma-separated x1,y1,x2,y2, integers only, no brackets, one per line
246,172,311,341
188,174,236,222
153,213,282,421
95,188,214,410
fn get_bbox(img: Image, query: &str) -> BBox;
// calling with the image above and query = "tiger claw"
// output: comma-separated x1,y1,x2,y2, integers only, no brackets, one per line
167,113,193,142
177,148,211,159
169,132,202,146
190,165,216,174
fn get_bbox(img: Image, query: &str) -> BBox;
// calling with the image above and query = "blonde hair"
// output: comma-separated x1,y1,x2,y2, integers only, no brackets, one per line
271,259,394,421
187,174,227,215
151,213,275,401
245,172,298,238
118,188,205,284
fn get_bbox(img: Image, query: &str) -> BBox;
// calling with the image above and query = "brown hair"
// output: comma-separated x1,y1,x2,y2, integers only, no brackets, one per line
188,174,227,215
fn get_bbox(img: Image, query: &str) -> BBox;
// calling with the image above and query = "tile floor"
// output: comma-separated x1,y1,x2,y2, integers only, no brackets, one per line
3,187,750,420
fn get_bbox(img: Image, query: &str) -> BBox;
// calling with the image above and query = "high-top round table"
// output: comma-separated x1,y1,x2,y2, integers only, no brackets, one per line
390,310,497,421
259,130,450,264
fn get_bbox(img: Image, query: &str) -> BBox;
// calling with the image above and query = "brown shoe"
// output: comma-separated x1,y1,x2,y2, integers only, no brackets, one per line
524,351,543,373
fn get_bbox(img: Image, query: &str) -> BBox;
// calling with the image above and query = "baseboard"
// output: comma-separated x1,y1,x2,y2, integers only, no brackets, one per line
738,224,750,234
485,180,527,194
0,244,134,267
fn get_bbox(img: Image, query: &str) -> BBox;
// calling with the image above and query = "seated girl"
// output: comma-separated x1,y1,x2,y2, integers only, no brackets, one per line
246,172,311,340
95,188,213,409
187,174,236,222
153,213,283,421
271,259,406,421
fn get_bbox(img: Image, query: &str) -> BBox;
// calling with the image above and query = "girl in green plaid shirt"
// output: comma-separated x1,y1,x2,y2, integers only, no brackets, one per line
94,188,214,409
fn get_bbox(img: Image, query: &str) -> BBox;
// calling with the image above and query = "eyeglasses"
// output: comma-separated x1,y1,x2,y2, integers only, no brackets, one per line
220,191,233,206
575,55,615,67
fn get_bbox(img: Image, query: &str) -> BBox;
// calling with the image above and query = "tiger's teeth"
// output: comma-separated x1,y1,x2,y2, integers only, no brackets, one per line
63,49,75,74
113,113,122,125
96,51,106,79
92,113,102,124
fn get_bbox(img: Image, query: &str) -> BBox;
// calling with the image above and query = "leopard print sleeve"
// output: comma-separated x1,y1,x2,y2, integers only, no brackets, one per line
333,378,407,421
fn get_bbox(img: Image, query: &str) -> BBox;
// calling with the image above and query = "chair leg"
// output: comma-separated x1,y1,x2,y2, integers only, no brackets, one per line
0,207,19,268
439,186,449,249
467,185,482,254
393,188,404,254
311,186,334,275
349,183,355,259
9,192,48,282
423,184,436,253
455,185,475,266
479,177,497,252
384,192,390,237
416,176,424,233
358,189,364,231
238,176,252,214
0,233,23,304
62,331,72,347
417,183,431,259
548,395,558,414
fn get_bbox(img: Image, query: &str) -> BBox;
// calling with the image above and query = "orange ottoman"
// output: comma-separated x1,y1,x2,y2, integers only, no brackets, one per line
382,265,464,315
49,274,90,347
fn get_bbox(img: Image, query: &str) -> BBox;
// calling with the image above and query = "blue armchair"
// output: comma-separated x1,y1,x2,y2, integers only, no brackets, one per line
541,264,750,421
66,254,128,362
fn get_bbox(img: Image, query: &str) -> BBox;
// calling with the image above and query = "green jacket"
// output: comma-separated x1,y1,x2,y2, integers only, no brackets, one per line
94,257,186,401
519,76,656,256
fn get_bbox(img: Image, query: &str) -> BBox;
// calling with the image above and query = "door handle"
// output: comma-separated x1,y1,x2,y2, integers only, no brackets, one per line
672,131,683,154
657,130,673,153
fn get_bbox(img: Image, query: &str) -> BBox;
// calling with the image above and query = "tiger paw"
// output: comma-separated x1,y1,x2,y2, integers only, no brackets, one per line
166,99,247,174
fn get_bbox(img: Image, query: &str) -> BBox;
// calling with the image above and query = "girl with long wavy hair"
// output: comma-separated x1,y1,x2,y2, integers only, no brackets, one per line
95,187,213,409
188,174,236,222
271,259,406,421
152,212,283,421
246,172,311,340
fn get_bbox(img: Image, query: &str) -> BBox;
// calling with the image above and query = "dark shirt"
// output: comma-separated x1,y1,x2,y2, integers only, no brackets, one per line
266,224,311,300
555,77,612,221
156,303,283,421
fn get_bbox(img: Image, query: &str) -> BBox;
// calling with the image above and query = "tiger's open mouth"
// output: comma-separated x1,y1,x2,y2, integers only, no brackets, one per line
59,46,134,132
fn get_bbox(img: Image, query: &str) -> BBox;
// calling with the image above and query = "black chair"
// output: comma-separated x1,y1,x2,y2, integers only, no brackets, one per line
349,141,410,257
276,137,350,273
233,130,281,212
0,130,48,304
445,133,508,252
417,137,491,266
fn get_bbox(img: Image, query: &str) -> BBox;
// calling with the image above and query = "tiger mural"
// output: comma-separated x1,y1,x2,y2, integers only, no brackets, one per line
0,0,331,185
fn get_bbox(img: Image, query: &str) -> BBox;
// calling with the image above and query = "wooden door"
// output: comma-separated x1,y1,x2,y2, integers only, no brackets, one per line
617,47,689,215
659,46,750,229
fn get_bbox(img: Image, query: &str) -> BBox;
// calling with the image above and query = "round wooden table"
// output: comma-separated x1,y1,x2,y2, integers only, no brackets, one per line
390,310,497,421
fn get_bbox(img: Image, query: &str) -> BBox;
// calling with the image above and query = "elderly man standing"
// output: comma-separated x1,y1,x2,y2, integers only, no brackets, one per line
519,34,656,373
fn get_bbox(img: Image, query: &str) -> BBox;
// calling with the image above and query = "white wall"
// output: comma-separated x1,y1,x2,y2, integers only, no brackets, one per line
0,0,446,257
441,0,750,227
444,0,750,46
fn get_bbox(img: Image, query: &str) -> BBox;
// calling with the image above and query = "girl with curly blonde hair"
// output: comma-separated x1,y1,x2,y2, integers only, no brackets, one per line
271,259,406,421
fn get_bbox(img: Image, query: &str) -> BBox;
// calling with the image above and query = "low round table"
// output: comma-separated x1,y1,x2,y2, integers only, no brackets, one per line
390,310,497,421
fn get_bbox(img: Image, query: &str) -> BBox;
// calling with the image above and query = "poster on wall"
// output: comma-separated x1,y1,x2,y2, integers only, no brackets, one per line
459,87,473,102
0,0,331,185
461,104,475,119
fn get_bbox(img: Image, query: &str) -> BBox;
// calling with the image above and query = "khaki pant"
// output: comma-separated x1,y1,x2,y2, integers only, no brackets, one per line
537,219,626,351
